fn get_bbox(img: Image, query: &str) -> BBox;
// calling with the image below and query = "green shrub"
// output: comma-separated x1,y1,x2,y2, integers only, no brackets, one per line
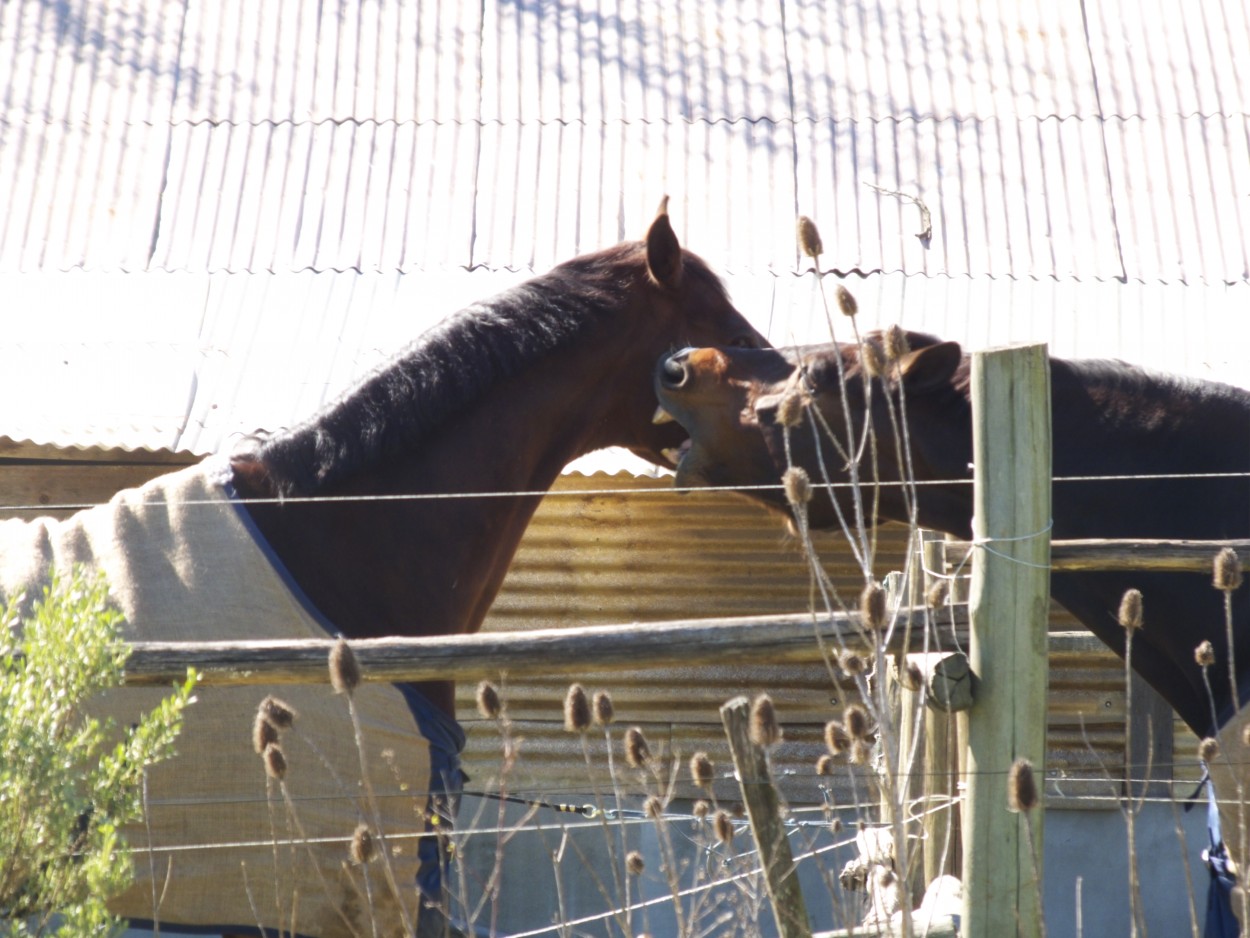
0,567,196,938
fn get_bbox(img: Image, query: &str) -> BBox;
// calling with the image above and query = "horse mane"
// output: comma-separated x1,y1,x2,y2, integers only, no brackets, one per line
242,242,724,496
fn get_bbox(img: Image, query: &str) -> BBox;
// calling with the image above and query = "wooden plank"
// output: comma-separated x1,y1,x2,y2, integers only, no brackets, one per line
943,537,1250,573
720,696,812,938
959,344,1051,938
116,607,972,686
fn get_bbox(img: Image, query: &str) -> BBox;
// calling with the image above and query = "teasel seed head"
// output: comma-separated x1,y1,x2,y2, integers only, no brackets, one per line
783,466,812,507
350,824,376,864
777,389,807,428
1007,758,1038,812
690,751,715,789
693,799,710,819
829,816,844,834
883,325,910,362
816,754,835,776
844,704,871,740
593,689,615,726
797,215,823,259
1215,548,1244,592
1195,640,1217,668
644,795,663,819
838,650,865,676
901,660,924,692
750,694,782,748
476,680,503,719
836,285,858,318
1118,589,1143,631
253,712,279,754
861,339,886,378
824,720,851,755
1200,737,1221,763
563,683,592,733
861,581,887,632
258,695,297,729
329,638,362,695
263,743,287,781
850,738,872,765
624,726,652,768
926,580,949,609
714,810,735,844
626,850,645,875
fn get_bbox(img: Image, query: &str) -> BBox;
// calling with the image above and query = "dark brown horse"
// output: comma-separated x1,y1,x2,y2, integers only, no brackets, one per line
653,332,1250,738
2,201,765,937
230,200,763,720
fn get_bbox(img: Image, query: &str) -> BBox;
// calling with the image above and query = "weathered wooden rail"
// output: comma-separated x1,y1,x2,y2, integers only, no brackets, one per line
118,607,970,686
943,537,1250,573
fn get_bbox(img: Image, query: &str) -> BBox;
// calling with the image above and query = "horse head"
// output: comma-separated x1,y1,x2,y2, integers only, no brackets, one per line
603,196,768,469
654,327,975,535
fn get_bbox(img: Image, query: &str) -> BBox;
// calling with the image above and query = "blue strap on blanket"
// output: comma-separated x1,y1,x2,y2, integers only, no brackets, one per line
396,681,467,902
1204,767,1241,937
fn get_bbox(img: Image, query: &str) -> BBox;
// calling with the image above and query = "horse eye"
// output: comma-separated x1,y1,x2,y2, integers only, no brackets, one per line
728,334,756,349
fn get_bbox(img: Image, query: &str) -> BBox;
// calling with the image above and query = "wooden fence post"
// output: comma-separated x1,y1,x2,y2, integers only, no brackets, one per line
720,696,813,938
959,344,1052,938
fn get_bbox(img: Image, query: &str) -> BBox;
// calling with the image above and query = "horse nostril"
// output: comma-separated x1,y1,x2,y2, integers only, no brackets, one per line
661,355,690,389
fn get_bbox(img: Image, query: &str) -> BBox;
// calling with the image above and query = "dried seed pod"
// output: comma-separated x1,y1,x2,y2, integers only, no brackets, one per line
849,739,872,765
777,389,807,428
1007,758,1038,812
824,720,851,755
644,796,663,819
829,816,844,834
329,638,362,695
797,216,823,259
1117,589,1143,631
783,466,812,507
883,325,910,362
900,660,924,692
253,712,279,754
1215,548,1244,592
836,285,858,318
593,690,615,726
626,851,645,875
692,799,710,819
714,810,735,845
1195,641,1217,668
816,754,835,776
258,696,297,729
838,650,865,676
476,681,503,719
563,683,592,733
1200,737,1221,763
624,727,652,768
844,704,871,740
263,743,287,781
861,339,886,378
350,824,376,864
750,695,782,748
690,752,715,789
861,582,887,631
926,580,950,609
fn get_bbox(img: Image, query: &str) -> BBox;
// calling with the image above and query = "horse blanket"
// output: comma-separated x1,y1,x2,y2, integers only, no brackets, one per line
0,457,463,938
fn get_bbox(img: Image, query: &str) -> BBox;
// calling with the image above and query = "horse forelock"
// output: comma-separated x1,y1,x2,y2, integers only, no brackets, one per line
250,245,655,496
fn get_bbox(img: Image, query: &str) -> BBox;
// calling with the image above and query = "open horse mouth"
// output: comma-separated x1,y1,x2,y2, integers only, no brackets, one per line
652,404,693,468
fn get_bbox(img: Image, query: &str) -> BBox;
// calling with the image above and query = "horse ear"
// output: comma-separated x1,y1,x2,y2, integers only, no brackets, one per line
645,195,684,289
898,341,963,393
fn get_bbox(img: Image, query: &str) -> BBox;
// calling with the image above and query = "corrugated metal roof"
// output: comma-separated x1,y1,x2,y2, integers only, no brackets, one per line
3,0,1248,283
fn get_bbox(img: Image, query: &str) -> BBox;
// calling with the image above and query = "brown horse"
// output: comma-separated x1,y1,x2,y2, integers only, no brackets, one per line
2,201,764,938
653,332,1250,739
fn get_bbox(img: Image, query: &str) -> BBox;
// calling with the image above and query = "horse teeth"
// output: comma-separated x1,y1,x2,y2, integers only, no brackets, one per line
652,406,676,425
661,447,683,465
